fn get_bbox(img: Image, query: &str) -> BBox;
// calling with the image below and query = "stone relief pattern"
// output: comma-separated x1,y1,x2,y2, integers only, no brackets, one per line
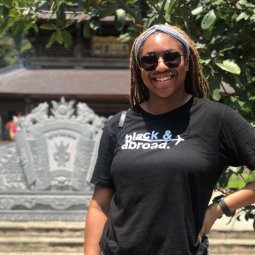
0,97,109,220
0,144,27,190
73,102,107,131
0,196,91,210
13,97,107,133
14,102,50,134
30,143,51,188
73,140,94,190
51,97,75,119
52,176,71,190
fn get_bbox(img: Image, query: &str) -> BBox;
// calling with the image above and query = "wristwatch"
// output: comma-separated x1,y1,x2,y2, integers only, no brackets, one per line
215,195,231,216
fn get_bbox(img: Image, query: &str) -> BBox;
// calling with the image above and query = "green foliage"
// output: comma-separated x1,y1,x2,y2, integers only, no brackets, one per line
1,0,255,228
114,9,125,31
0,29,33,68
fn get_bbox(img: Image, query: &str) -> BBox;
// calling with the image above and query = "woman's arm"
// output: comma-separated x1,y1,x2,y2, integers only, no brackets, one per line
85,185,114,255
199,180,255,238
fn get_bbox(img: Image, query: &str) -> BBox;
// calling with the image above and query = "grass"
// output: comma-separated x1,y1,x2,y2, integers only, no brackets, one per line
227,172,255,189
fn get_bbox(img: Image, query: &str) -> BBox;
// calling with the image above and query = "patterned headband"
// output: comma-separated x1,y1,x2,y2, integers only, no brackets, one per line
134,25,190,62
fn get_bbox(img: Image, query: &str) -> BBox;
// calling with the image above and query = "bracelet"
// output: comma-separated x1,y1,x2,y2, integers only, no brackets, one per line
215,195,231,216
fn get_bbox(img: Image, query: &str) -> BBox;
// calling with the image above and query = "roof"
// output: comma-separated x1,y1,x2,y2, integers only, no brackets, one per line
0,68,130,96
0,67,236,96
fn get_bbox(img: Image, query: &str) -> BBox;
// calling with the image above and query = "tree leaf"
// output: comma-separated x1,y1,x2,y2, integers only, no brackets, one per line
165,0,176,13
11,20,21,36
83,21,91,38
201,10,216,30
90,16,100,30
230,166,244,175
144,15,156,28
2,6,10,20
62,30,72,49
240,48,255,70
191,6,204,16
212,0,222,5
0,19,8,34
199,52,211,64
202,65,211,78
91,0,102,9
24,23,33,34
3,0,12,8
208,73,222,101
7,18,15,27
203,25,214,40
215,60,241,75
36,0,47,8
99,6,118,19
40,23,57,30
208,73,221,90
46,31,56,48
114,9,125,31
33,23,39,33
210,87,221,101
218,172,232,188
56,30,63,44
84,0,91,11
236,12,250,22
155,16,165,25
56,2,65,27
64,20,75,28
209,23,225,44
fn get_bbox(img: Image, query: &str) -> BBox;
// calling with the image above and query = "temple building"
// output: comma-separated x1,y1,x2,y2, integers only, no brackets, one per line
0,2,132,141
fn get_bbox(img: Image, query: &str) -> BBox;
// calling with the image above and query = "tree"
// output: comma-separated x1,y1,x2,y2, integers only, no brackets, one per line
1,0,255,225
0,29,34,68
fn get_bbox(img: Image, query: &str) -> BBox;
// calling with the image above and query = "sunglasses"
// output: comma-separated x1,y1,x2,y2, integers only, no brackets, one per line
138,51,184,71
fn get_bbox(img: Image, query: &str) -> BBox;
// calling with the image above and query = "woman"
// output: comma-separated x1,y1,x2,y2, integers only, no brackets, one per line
85,24,255,255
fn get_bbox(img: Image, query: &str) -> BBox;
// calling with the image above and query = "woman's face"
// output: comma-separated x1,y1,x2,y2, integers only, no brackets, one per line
138,33,189,99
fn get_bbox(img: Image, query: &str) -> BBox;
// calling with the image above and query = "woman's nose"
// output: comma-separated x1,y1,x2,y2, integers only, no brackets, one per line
155,57,169,71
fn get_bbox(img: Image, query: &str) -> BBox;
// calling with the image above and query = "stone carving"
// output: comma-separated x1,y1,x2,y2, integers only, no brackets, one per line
0,97,108,221
54,141,70,167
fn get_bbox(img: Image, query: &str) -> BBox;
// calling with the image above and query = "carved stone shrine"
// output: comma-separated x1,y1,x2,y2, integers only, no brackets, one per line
0,97,107,221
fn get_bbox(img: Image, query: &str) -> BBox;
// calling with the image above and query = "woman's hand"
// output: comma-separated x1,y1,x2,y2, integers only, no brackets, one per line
198,202,223,239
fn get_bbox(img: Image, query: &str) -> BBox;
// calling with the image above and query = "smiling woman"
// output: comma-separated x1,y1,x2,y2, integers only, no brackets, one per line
85,24,255,255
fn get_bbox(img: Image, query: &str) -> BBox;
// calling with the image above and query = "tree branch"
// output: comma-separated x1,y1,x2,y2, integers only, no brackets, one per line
181,0,191,36
115,0,143,24
160,0,167,14
147,0,168,24
220,81,227,94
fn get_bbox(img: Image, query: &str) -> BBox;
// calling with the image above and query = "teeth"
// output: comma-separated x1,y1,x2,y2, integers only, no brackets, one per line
155,76,172,81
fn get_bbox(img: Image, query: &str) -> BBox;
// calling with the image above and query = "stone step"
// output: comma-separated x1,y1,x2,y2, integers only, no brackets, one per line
1,236,255,253
1,221,255,254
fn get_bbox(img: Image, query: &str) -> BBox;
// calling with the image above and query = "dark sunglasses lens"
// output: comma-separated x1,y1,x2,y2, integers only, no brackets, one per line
164,52,181,68
140,56,158,71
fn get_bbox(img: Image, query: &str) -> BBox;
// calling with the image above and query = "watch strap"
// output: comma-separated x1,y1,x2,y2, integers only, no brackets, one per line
216,196,231,216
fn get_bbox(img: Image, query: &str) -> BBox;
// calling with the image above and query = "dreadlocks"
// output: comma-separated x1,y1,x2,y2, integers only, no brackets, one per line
129,24,209,106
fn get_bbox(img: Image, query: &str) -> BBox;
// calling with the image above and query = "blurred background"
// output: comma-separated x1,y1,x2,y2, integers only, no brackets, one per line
0,0,255,254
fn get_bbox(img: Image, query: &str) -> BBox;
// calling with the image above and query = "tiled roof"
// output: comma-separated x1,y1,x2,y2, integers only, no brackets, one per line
0,69,130,95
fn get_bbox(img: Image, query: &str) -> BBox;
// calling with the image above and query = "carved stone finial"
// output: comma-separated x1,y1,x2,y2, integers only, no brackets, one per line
51,97,75,119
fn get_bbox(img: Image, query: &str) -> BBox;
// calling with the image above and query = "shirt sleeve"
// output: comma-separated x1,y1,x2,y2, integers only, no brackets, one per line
220,106,255,170
90,125,116,190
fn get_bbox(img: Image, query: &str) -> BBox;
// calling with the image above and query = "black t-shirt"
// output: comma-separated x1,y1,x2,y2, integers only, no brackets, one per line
90,97,255,255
